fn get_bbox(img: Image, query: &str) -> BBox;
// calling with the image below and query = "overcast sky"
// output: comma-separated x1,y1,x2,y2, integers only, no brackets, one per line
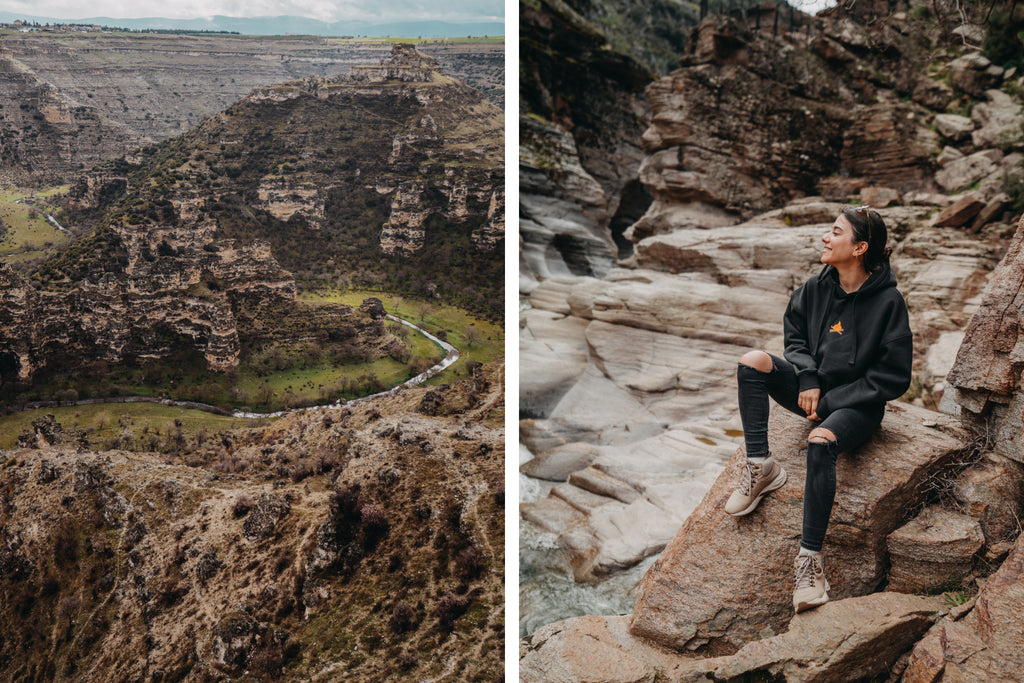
0,0,504,23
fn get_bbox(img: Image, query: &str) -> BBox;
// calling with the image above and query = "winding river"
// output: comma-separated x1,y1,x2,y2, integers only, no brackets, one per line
15,312,460,420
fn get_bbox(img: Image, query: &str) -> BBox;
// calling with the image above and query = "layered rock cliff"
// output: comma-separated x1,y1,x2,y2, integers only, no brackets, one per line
65,44,503,317
0,32,503,186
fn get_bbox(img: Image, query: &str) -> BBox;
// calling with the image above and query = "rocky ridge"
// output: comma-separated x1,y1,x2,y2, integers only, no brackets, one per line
64,44,503,316
520,1,1024,678
0,32,503,185
0,359,505,681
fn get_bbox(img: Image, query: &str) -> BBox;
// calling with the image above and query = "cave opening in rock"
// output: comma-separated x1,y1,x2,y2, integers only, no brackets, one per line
609,178,652,259
550,233,595,277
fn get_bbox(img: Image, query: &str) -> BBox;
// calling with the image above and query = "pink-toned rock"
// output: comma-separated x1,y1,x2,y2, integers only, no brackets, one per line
935,152,997,194
969,193,1009,231
946,215,1024,464
903,534,1024,681
520,615,686,683
886,506,984,593
933,194,986,228
860,186,901,207
519,595,944,683
951,452,1024,546
673,592,945,683
628,404,965,653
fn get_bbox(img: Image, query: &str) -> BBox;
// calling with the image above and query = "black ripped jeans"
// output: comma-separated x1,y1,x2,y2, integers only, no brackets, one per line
736,354,884,552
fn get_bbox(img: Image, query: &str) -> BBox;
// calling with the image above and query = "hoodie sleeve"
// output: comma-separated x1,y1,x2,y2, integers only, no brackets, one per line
816,297,913,418
783,283,821,392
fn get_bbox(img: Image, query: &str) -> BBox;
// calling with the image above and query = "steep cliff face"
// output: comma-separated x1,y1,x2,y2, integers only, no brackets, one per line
66,44,504,316
0,33,503,186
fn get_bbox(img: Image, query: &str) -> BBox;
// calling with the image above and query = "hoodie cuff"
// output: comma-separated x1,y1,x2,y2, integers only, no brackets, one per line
816,395,831,419
797,371,820,393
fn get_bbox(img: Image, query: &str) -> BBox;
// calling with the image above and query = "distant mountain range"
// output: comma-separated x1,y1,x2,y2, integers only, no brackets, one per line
0,12,503,37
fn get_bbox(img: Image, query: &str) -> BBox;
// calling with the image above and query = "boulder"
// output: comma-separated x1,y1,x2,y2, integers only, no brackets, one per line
520,594,945,683
970,193,1009,230
886,506,984,593
935,145,964,167
971,89,1024,149
933,194,986,227
950,452,1024,547
933,114,974,142
628,404,965,653
949,53,1003,98
519,304,590,418
946,215,1024,464
912,77,955,111
902,534,1024,681
672,592,946,682
860,186,901,207
935,153,997,194
520,615,686,683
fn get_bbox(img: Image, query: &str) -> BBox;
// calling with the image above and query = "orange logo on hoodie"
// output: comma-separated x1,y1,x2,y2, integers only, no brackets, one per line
830,321,844,335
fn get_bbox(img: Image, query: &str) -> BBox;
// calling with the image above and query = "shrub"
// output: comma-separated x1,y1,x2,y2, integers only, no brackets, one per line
455,545,485,580
388,601,416,633
360,503,388,546
434,592,469,629
232,494,255,518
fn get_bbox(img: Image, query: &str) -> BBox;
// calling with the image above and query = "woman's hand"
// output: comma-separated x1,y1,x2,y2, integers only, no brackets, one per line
799,388,821,421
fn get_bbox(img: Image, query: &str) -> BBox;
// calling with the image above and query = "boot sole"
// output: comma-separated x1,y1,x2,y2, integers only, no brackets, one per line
794,580,830,613
725,467,788,517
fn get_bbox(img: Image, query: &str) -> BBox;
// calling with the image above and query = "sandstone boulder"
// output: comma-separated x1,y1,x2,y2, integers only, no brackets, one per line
933,194,986,227
903,534,1024,681
949,53,1003,98
886,505,984,593
971,88,1024,149
935,153,997,194
628,405,964,652
951,452,1024,547
672,592,946,682
860,186,901,207
520,594,945,683
933,113,974,141
936,145,964,167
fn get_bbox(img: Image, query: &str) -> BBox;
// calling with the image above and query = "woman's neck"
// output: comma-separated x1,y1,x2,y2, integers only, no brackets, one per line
834,263,870,293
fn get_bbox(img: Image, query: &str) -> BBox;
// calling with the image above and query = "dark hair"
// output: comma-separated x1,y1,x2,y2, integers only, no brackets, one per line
841,206,891,272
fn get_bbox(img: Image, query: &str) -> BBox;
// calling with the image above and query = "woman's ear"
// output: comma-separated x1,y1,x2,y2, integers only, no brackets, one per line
855,242,868,257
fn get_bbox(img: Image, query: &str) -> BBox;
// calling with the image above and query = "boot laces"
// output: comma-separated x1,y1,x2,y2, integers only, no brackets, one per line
795,554,821,590
738,460,758,495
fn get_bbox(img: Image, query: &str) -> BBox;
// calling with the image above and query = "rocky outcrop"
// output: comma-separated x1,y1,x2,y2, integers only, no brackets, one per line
349,43,441,82
903,533,1024,682
886,506,985,593
627,405,964,653
521,593,946,683
945,215,1024,464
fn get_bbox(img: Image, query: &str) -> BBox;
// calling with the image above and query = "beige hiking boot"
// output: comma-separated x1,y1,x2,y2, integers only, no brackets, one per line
793,552,830,613
724,456,787,516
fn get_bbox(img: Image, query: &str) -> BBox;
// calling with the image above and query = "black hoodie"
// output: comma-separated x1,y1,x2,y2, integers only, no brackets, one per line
783,260,913,419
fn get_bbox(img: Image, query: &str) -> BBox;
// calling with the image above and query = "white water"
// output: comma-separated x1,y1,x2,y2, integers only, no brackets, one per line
518,442,659,637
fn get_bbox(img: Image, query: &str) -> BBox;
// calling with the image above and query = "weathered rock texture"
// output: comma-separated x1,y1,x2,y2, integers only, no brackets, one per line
0,33,502,185
520,593,946,683
886,505,984,594
628,405,964,653
59,44,503,316
903,533,1024,682
946,215,1024,464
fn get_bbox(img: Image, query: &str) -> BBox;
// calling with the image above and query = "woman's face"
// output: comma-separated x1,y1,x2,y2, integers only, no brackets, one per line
821,214,866,267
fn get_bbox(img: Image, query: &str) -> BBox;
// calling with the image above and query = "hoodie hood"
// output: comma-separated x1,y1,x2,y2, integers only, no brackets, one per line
816,258,898,298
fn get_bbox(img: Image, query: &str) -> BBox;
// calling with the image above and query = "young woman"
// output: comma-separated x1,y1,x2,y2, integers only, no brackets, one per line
723,206,913,613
